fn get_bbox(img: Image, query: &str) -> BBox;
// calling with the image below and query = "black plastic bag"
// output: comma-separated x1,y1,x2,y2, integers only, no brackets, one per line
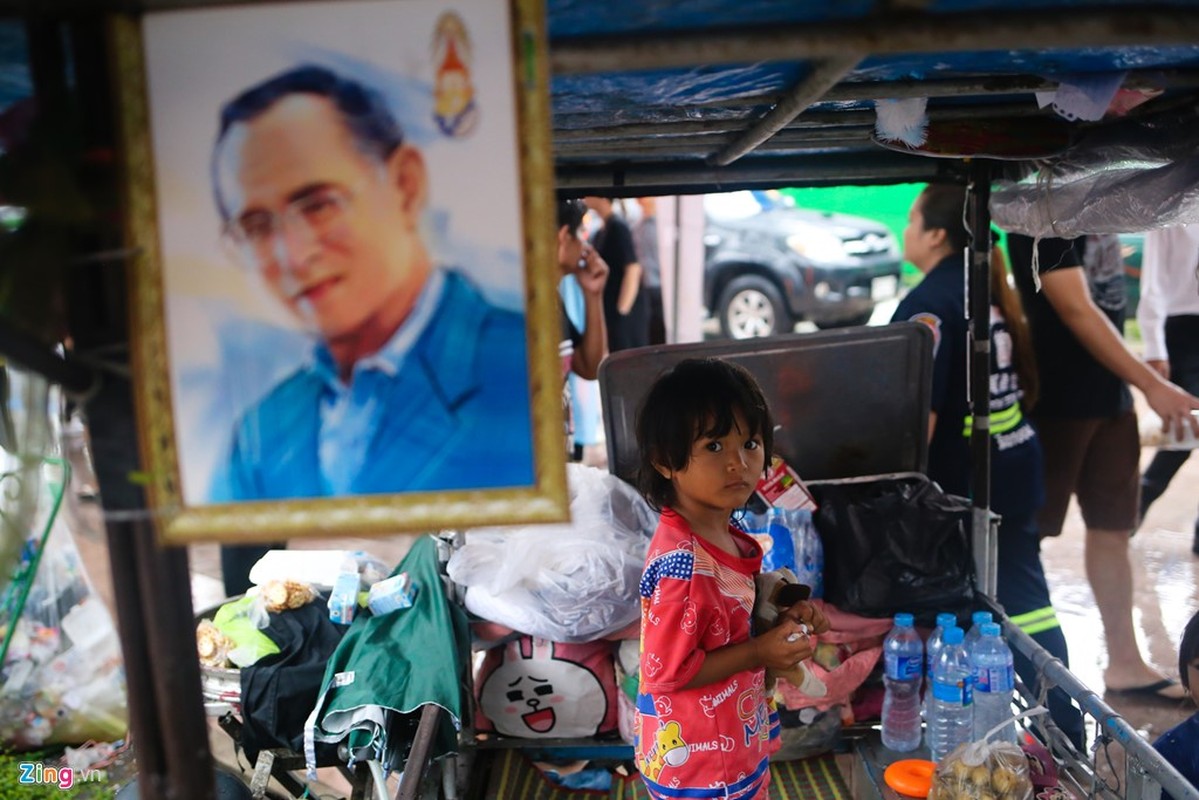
810,474,974,626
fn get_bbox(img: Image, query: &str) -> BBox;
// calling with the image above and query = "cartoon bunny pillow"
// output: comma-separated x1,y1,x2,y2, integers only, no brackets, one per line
475,636,619,738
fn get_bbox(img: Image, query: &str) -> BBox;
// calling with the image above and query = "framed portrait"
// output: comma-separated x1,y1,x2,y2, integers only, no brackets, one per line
114,0,567,544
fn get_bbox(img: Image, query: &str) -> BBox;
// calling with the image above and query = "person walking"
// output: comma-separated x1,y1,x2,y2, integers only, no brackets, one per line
1136,224,1199,555
1007,232,1199,700
893,184,1083,745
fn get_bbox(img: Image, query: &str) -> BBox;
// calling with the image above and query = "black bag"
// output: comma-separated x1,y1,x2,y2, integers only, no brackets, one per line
810,474,975,626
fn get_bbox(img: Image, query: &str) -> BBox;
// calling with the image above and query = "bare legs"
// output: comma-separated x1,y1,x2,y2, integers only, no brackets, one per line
1086,526,1187,698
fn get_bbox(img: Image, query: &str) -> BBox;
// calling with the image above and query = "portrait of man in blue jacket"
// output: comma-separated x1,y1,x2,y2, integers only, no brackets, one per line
207,63,534,506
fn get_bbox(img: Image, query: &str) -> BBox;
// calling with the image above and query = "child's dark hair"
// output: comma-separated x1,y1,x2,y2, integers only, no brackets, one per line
1180,607,1199,690
635,358,773,510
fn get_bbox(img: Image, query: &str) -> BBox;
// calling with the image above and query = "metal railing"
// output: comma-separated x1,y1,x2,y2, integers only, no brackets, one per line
978,595,1198,800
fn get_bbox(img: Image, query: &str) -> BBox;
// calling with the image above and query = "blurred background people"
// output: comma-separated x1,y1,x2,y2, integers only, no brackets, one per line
893,184,1083,745
634,197,666,345
1007,231,1199,700
1136,223,1199,555
556,198,609,462
585,197,649,352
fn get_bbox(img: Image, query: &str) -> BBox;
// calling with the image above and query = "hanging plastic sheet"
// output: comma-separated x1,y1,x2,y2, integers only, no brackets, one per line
991,110,1199,239
0,368,127,748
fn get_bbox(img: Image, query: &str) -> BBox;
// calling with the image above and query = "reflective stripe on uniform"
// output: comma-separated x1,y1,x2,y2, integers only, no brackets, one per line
1010,606,1061,636
962,402,1023,437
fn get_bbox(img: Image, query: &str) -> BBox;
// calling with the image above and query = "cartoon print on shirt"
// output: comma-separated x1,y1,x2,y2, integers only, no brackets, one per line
681,601,699,635
708,611,729,643
643,652,664,679
641,720,689,781
738,688,770,746
699,679,739,718
478,638,608,737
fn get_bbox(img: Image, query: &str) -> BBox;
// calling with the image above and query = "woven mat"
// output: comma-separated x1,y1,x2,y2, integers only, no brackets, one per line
483,750,849,799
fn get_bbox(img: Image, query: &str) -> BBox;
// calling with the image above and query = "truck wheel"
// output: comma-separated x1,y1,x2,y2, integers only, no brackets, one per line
718,276,792,339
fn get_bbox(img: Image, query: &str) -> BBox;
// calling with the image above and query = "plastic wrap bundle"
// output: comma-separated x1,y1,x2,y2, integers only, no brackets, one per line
991,111,1199,240
1,510,127,748
447,464,657,642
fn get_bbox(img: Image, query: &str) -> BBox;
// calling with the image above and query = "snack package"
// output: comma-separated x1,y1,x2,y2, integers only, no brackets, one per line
196,619,233,668
928,739,1033,800
210,595,280,668
261,579,318,613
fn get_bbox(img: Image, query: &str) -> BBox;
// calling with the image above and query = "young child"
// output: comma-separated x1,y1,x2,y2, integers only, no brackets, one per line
1153,608,1199,798
633,357,829,799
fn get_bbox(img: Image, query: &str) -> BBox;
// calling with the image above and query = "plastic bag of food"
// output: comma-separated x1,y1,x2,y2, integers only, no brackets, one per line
928,708,1048,800
928,740,1032,800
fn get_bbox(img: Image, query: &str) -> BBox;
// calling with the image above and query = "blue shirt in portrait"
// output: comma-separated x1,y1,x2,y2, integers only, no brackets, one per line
209,269,534,501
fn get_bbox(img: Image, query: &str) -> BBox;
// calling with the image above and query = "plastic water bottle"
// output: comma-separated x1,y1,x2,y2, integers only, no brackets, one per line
763,507,797,573
881,613,924,752
924,612,957,719
972,622,1017,744
791,509,824,599
928,626,973,763
963,610,994,656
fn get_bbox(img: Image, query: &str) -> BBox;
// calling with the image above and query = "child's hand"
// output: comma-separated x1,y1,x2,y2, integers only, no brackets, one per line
753,621,815,671
779,600,831,635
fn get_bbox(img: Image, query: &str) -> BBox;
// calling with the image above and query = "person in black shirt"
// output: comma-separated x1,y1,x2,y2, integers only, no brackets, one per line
892,184,1082,745
584,197,649,352
1007,232,1199,700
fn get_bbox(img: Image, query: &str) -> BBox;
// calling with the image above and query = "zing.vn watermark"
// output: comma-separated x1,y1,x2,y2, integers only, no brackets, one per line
18,762,107,790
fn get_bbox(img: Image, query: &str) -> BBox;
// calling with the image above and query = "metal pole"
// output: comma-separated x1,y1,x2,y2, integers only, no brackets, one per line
551,8,1199,74
88,369,170,800
965,162,994,595
988,600,1199,800
708,55,860,166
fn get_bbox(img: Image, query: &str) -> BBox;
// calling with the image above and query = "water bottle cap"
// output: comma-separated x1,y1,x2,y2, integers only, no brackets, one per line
894,613,914,627
936,613,956,628
942,626,964,644
980,622,1001,637
972,610,993,624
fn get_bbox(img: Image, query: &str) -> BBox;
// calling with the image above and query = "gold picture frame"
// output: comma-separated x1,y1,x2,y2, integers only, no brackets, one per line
113,0,567,544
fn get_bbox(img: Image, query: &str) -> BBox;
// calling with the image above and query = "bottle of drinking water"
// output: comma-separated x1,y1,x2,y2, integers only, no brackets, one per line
963,610,993,656
763,507,797,573
881,613,924,752
928,626,973,763
972,622,1017,743
924,612,957,718
790,508,824,599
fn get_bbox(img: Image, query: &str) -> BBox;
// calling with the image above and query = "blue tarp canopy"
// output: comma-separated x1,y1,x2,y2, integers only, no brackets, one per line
543,0,1199,193
3,2,1199,193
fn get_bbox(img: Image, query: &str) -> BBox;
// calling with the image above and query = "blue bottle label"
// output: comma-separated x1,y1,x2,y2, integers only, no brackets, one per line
976,665,1014,694
932,678,973,706
884,653,922,680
